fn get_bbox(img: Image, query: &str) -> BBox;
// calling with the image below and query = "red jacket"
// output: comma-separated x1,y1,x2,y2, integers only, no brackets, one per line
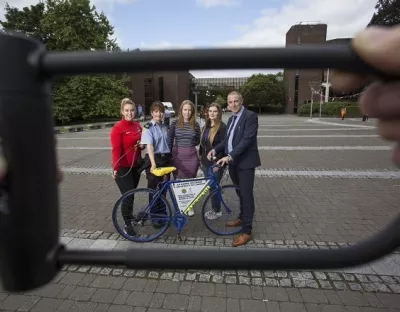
110,119,143,171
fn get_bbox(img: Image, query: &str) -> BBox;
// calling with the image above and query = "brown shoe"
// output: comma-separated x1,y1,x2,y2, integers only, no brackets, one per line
232,233,252,247
226,218,243,227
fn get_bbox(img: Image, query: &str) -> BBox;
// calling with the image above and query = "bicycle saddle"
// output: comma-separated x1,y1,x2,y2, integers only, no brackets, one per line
151,166,177,176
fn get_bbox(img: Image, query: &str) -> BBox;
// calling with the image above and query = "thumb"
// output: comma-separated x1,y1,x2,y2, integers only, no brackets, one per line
353,25,400,75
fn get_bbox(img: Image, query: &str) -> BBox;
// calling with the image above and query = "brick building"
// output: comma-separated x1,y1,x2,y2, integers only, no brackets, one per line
130,71,193,115
283,22,327,114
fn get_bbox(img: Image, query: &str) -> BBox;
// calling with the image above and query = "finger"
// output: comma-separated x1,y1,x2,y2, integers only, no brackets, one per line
353,25,400,75
377,119,400,141
330,70,367,93
392,144,400,167
57,168,63,183
359,81,400,118
0,145,6,182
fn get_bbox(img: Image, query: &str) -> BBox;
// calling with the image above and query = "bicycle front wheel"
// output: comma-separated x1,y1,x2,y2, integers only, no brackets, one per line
112,188,172,242
202,184,243,236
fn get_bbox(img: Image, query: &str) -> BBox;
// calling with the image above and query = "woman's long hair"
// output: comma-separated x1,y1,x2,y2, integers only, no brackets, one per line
200,102,222,145
178,100,197,130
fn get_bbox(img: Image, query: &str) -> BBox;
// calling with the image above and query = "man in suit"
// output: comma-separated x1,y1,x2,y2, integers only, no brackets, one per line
207,91,261,247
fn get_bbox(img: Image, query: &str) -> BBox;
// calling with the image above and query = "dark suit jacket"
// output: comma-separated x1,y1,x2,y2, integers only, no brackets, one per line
215,107,261,169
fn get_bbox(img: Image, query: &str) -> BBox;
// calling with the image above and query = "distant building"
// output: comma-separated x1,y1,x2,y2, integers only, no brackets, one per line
283,22,327,114
129,71,193,115
192,77,248,90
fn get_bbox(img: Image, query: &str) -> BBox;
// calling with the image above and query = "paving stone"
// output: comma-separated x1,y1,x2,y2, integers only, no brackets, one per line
333,281,348,290
201,296,226,312
0,295,40,311
122,278,147,291
279,301,307,312
188,295,202,311
68,301,98,312
144,280,158,292
225,276,237,284
126,291,152,307
68,286,96,301
286,288,302,302
149,293,165,308
314,272,327,280
319,280,334,290
227,285,251,299
108,305,133,312
264,278,278,286
300,289,328,304
240,299,268,312
91,288,118,303
163,294,189,310
279,279,292,287
191,282,215,296
156,281,180,294
342,273,356,281
263,286,289,302
113,290,130,305
349,283,363,291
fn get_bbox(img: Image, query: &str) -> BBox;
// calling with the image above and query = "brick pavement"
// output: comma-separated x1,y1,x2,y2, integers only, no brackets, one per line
2,115,400,311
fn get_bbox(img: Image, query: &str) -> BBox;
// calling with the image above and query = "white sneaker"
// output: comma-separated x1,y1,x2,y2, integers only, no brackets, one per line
205,210,222,220
187,209,195,217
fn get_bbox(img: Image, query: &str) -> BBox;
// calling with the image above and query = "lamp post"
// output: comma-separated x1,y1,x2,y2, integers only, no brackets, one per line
192,91,199,106
321,68,331,103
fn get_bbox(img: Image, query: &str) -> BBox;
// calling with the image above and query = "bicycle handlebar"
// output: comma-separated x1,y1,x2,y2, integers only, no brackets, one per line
0,31,399,293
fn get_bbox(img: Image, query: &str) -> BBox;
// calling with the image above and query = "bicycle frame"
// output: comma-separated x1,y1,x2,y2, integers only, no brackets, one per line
151,165,223,216
1,31,400,293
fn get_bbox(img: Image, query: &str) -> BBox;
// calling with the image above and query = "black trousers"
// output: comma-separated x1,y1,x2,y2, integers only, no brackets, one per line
228,166,255,234
115,166,141,224
146,153,173,216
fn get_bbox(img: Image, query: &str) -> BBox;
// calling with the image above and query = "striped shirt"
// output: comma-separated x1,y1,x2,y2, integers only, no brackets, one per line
168,120,201,149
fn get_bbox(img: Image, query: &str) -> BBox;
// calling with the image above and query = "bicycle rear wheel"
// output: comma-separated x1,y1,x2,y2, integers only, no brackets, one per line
202,184,242,236
112,188,172,242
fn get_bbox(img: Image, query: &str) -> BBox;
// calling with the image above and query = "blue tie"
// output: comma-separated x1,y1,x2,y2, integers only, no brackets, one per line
227,115,237,139
227,115,237,154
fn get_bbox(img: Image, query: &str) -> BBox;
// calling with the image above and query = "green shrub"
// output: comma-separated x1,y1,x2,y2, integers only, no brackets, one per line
298,101,362,117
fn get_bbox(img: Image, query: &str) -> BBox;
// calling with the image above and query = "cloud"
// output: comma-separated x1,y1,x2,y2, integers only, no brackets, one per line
223,0,376,48
139,41,195,50
194,0,377,77
196,0,241,8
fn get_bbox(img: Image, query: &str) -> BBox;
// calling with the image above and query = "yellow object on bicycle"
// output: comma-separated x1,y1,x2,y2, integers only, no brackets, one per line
151,166,177,177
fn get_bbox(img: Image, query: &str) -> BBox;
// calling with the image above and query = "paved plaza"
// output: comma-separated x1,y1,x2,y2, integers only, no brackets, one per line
1,115,400,311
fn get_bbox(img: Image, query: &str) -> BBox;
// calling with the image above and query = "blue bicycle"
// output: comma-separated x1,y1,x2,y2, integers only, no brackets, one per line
112,164,242,242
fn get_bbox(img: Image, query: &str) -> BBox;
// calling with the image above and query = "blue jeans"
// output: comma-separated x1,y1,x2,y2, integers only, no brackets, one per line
201,165,224,213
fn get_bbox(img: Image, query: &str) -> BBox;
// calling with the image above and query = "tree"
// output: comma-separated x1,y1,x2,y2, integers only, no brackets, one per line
215,95,226,108
54,74,131,123
240,73,284,114
0,0,129,124
0,2,45,41
368,0,400,27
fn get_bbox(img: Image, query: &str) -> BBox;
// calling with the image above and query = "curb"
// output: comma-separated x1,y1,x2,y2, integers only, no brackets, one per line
54,121,117,134
54,118,154,134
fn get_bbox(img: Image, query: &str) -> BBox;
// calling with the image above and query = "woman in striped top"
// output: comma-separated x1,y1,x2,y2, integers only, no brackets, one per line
168,100,201,204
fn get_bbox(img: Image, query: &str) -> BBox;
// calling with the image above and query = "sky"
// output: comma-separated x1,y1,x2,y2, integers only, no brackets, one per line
0,0,378,77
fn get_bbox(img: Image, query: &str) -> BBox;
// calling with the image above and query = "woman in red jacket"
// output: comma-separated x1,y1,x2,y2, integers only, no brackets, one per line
110,98,143,236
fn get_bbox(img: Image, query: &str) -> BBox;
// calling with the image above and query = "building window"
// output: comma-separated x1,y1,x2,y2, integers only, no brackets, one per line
158,77,164,102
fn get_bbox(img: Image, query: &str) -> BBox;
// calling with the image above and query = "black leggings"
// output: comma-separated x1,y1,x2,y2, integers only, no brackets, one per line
115,166,141,224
